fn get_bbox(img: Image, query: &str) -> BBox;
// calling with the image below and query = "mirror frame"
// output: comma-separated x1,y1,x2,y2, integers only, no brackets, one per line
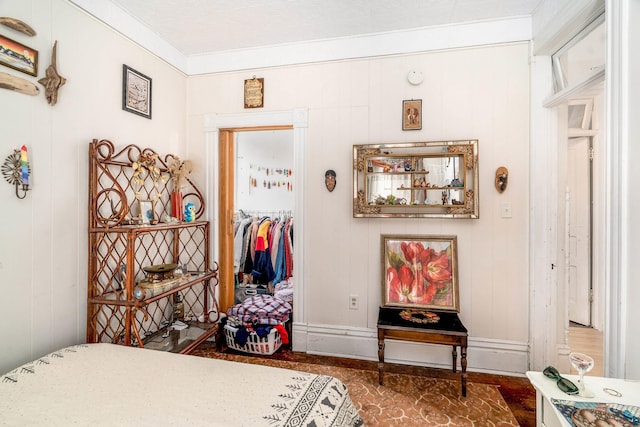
353,140,479,219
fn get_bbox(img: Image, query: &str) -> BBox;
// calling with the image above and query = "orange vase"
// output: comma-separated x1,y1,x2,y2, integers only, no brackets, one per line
171,191,184,221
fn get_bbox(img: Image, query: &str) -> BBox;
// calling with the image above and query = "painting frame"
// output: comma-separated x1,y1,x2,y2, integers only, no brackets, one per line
0,33,38,76
122,64,152,119
138,199,155,224
381,234,459,312
402,99,422,130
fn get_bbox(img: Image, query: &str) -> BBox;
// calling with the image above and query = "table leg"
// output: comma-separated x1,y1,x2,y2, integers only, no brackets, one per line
377,328,385,385
451,345,457,373
461,344,468,397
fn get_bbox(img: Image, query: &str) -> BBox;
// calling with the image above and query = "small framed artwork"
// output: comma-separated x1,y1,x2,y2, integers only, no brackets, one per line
381,234,459,312
138,199,155,224
122,64,152,119
402,99,422,130
244,77,264,108
0,34,38,76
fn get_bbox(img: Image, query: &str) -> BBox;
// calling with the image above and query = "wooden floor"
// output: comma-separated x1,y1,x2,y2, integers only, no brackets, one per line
568,324,604,377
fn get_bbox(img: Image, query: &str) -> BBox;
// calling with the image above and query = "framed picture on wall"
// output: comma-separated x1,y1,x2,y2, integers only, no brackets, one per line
402,99,422,130
122,64,152,119
381,234,459,312
0,34,38,76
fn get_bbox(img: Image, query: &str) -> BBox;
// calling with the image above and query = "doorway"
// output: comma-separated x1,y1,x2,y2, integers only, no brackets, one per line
564,95,604,377
217,125,293,311
205,108,309,352
567,136,592,326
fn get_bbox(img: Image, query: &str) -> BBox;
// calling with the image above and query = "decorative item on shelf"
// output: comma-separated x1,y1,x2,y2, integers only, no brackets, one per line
495,166,508,193
131,151,166,202
173,293,184,321
113,263,126,291
138,199,156,224
2,145,30,199
38,40,66,106
167,156,192,221
324,169,336,192
142,263,178,283
184,202,196,222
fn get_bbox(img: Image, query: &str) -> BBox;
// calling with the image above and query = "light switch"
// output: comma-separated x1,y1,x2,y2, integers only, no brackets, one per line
501,202,512,218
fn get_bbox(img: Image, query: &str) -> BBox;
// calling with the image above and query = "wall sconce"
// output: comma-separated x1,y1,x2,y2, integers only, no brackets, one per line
2,145,30,199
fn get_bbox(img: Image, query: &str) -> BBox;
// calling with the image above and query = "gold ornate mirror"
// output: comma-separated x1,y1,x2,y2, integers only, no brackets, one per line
353,140,479,218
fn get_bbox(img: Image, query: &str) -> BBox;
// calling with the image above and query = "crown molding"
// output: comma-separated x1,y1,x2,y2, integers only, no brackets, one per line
69,0,531,75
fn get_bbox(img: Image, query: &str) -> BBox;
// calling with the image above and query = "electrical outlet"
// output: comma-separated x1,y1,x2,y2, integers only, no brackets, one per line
349,294,359,310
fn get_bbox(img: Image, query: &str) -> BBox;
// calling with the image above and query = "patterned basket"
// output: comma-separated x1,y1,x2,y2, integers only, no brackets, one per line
224,324,282,355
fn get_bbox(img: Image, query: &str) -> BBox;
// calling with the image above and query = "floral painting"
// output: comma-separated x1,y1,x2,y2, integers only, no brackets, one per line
381,234,459,312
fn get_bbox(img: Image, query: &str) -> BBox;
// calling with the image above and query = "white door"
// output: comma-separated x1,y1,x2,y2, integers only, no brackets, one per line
567,137,591,326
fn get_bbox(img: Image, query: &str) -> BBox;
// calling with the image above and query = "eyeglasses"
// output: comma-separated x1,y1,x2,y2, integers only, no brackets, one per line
543,366,579,395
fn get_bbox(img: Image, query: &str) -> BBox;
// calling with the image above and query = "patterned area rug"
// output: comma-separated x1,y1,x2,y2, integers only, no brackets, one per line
192,350,519,426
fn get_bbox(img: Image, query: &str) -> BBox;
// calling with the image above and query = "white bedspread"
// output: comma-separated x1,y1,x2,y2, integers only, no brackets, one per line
0,343,363,427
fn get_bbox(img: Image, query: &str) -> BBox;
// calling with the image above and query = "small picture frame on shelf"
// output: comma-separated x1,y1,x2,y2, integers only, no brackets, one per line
381,234,459,312
138,199,155,224
122,64,152,119
402,99,422,130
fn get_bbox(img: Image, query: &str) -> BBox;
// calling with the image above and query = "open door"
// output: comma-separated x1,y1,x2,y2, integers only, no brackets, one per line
567,136,591,326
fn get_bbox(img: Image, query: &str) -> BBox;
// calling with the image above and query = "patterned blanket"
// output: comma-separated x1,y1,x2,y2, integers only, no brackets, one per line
1,343,363,427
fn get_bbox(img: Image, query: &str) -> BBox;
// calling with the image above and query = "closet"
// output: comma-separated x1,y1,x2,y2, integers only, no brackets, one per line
224,129,295,306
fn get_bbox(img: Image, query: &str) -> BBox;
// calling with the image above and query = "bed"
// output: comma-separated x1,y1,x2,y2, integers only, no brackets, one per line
0,343,364,426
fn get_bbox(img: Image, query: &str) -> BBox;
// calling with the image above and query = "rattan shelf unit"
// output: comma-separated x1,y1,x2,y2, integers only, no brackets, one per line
87,139,219,354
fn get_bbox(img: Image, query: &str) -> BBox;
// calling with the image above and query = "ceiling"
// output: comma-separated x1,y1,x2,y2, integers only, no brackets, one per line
104,0,541,56
69,0,542,74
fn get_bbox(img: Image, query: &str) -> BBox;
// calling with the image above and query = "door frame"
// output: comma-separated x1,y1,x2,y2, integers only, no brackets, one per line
204,109,309,349
217,125,293,311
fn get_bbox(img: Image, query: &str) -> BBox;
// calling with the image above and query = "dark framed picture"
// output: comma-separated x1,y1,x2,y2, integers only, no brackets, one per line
0,34,38,76
381,234,459,312
138,199,155,224
402,99,422,130
122,64,152,119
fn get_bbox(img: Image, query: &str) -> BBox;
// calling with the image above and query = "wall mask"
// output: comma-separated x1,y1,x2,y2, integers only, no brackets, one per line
325,169,336,192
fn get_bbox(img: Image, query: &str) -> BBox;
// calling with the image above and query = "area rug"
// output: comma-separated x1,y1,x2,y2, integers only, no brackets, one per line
192,350,519,426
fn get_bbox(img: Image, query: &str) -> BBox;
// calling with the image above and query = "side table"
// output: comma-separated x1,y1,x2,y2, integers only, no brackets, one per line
377,306,468,396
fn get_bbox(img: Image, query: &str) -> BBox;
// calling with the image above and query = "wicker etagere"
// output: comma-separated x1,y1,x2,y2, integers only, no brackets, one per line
87,139,219,354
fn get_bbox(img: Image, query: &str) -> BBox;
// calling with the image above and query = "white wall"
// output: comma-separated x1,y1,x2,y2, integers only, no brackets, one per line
0,0,187,374
188,43,531,373
235,130,294,213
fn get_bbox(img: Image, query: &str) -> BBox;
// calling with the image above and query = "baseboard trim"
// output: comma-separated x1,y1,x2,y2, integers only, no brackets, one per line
291,322,529,376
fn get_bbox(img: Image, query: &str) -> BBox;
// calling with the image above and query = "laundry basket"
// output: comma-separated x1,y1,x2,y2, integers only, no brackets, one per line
224,324,282,355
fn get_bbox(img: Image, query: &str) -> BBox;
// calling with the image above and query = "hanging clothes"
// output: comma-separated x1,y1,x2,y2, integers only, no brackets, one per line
251,217,275,283
234,213,294,287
